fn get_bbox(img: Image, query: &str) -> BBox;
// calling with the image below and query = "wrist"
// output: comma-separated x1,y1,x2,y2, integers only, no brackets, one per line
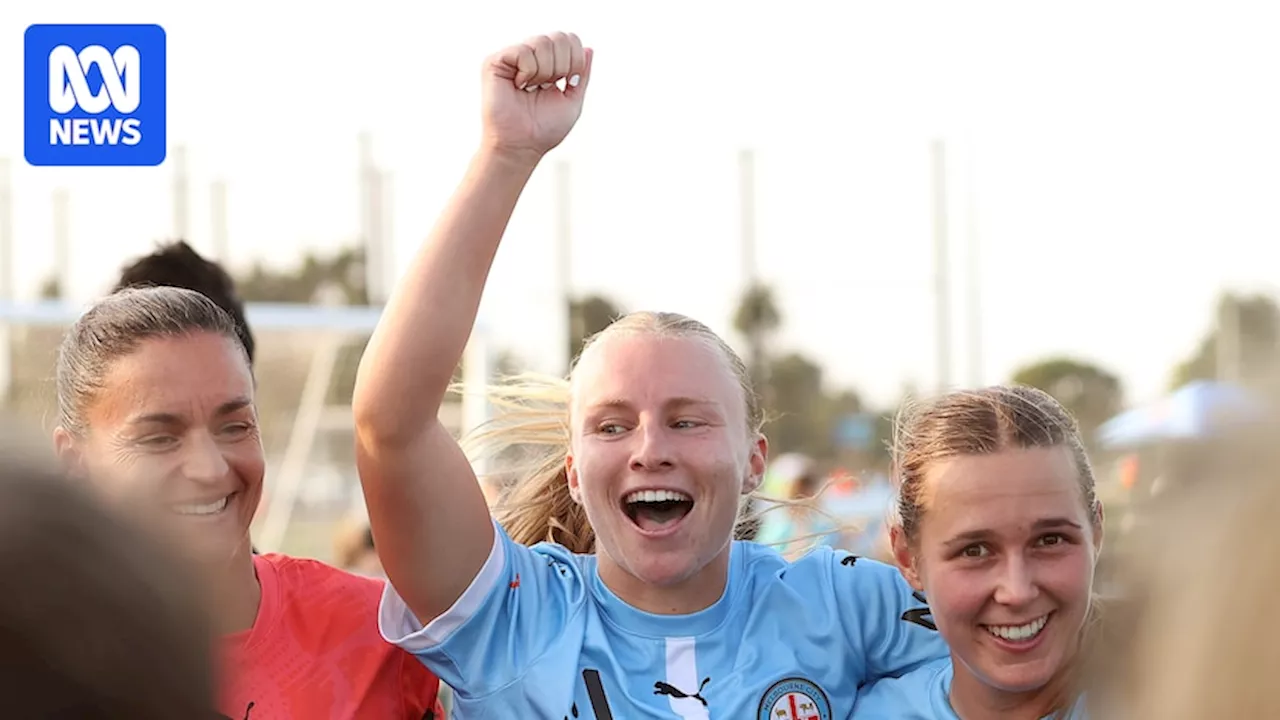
474,143,544,175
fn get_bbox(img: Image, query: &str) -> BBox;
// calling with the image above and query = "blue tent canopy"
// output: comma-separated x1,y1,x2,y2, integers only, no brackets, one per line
1096,380,1267,450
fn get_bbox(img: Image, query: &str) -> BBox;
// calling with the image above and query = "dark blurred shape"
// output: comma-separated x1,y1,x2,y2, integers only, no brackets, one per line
568,294,624,370
1086,415,1280,719
114,240,255,365
0,425,216,718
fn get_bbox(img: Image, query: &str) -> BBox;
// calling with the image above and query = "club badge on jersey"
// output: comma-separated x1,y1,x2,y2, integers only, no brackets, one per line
757,677,832,720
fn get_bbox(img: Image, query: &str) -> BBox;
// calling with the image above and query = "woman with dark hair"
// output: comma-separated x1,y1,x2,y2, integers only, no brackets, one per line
52,286,444,719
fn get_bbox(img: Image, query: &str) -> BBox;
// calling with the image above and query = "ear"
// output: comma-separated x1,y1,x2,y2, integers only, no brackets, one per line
742,434,769,495
890,526,925,592
565,452,582,505
53,426,89,480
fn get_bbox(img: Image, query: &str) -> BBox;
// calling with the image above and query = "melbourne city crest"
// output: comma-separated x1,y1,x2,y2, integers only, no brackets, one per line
757,677,832,720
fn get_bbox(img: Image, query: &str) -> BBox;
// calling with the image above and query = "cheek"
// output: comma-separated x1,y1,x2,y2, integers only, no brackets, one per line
85,448,168,501
226,439,266,488
921,563,989,623
1044,550,1097,605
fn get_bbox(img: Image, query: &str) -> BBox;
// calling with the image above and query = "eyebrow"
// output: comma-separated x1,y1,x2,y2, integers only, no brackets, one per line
943,517,1084,546
127,397,253,426
586,396,721,413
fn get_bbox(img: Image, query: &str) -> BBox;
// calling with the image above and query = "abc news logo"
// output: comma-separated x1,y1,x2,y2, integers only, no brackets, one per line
48,44,143,147
24,24,167,167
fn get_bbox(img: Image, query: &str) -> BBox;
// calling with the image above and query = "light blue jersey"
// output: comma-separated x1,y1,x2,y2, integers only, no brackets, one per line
852,658,1088,720
380,521,946,719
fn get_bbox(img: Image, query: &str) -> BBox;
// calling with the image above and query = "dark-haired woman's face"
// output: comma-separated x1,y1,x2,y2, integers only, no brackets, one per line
56,332,264,565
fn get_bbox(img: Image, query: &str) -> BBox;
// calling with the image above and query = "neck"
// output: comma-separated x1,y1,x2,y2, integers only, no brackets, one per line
201,540,262,636
949,659,1073,720
597,547,732,615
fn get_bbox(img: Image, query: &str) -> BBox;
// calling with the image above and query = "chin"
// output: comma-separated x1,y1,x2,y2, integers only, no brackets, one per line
625,551,703,588
975,656,1063,694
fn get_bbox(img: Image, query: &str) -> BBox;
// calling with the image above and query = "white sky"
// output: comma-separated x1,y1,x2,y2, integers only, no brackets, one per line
2,1,1278,408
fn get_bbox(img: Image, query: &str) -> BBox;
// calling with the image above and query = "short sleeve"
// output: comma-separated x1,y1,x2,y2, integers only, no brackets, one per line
378,520,588,697
831,550,948,683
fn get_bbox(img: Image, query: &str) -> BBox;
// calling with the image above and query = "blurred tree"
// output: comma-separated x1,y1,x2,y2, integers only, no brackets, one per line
733,283,781,407
235,246,369,305
568,294,624,368
1011,356,1124,445
1169,293,1280,390
38,276,61,300
763,352,865,462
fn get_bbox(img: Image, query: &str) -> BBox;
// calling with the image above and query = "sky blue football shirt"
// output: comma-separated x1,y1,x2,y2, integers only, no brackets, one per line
852,658,1089,719
381,520,947,719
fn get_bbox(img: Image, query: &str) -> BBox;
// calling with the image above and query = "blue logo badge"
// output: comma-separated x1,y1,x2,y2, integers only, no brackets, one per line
757,677,832,720
24,24,167,167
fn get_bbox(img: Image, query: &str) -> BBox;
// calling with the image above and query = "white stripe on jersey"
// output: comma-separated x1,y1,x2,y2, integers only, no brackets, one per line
664,636,710,720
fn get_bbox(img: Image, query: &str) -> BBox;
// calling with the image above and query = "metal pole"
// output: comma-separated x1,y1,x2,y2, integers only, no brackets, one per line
966,151,982,388
739,148,770,405
359,133,385,303
53,188,70,298
0,159,12,402
173,145,189,239
1217,295,1240,383
932,140,952,393
554,160,572,375
211,180,229,262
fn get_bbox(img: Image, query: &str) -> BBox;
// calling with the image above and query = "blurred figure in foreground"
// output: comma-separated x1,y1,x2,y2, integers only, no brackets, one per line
0,429,215,718
1088,428,1280,718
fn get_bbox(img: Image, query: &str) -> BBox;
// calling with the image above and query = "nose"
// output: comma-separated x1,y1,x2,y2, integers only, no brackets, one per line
992,555,1040,607
181,431,231,484
629,419,675,473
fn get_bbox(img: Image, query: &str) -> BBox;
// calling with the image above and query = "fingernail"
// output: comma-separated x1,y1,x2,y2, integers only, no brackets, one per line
568,74,580,87
524,85,538,93
539,82,553,90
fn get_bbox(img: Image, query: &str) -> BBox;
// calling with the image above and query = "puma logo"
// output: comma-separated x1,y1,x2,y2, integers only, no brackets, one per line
654,677,711,707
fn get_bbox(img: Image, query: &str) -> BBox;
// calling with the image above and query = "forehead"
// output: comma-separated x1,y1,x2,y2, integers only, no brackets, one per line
920,446,1088,533
89,333,252,421
571,333,742,414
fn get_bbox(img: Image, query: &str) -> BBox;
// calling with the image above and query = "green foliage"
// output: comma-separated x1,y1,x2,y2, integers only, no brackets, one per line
1011,356,1124,446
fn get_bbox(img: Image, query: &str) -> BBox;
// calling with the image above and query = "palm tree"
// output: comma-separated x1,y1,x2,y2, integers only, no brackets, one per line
733,282,781,407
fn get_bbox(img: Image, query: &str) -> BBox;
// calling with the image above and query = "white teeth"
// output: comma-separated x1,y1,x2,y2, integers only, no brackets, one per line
624,489,692,504
985,615,1048,642
173,496,229,516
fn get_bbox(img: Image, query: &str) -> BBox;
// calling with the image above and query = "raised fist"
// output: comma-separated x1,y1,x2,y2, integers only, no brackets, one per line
481,32,593,164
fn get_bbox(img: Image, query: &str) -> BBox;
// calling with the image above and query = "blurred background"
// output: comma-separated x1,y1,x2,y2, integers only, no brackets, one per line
2,0,1279,566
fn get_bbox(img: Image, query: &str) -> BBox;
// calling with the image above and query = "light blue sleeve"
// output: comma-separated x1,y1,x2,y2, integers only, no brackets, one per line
378,520,588,697
851,659,952,720
829,550,948,684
